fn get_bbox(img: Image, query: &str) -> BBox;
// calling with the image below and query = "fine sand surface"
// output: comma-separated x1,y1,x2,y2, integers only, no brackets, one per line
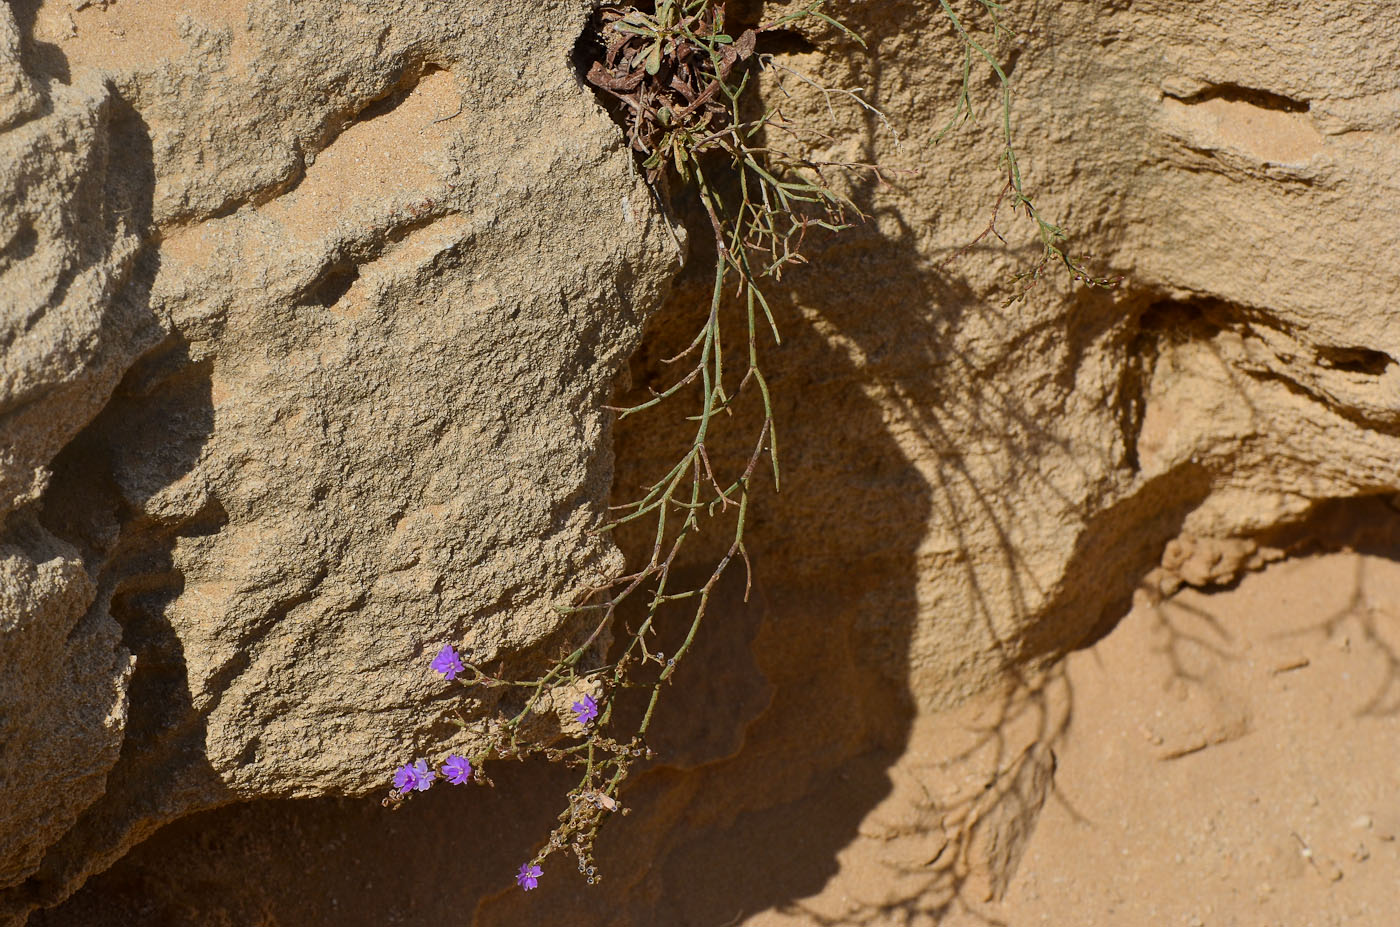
987,547,1400,927
778,547,1400,927
38,544,1400,926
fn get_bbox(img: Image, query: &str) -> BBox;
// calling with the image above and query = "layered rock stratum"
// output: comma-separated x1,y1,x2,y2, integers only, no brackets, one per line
2,0,1398,924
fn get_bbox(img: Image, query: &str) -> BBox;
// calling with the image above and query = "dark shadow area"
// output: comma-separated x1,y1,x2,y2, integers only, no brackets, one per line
301,261,362,309
602,564,775,773
788,668,1072,927
1314,344,1394,377
1260,493,1400,559
8,0,70,85
0,219,39,278
1171,82,1310,113
34,757,577,927
14,331,227,921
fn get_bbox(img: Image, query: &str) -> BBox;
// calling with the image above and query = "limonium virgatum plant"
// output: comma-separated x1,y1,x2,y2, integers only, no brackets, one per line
383,0,1117,894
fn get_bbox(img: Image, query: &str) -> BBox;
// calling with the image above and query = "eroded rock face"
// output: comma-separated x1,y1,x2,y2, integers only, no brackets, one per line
659,0,1400,716
526,0,1400,920
1,0,675,920
1,3,154,908
3,0,1400,924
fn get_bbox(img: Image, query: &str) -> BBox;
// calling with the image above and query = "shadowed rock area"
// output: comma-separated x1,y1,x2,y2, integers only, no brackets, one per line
3,0,1399,924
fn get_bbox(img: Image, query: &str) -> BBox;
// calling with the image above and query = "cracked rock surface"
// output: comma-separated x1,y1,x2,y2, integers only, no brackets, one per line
3,0,1399,924
1,0,675,921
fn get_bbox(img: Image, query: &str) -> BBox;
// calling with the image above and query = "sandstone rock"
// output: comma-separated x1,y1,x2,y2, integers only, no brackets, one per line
4,0,1400,923
1,0,676,921
0,515,131,892
1,2,153,910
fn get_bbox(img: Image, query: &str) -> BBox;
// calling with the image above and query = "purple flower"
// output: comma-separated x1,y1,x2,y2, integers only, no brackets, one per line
393,758,435,793
431,644,465,681
411,759,435,791
392,758,432,792
571,694,599,726
442,754,472,785
516,862,542,891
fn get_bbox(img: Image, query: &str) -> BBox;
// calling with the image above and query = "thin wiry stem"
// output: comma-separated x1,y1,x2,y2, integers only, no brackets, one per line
386,0,1115,892
417,0,876,876
935,0,1120,303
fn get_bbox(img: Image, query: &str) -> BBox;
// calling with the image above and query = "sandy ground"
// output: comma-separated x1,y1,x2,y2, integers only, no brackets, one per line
36,547,1400,926
762,547,1400,927
989,549,1400,927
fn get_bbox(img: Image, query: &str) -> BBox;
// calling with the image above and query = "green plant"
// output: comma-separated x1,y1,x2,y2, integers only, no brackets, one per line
386,0,1117,892
509,0,875,881
936,0,1120,302
384,1,878,889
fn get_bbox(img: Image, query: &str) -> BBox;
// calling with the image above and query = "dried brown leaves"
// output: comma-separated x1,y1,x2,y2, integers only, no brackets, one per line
585,4,756,182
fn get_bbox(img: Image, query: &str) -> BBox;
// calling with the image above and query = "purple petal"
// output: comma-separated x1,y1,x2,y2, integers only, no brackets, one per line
571,694,599,725
516,863,542,890
443,755,472,784
431,644,464,680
